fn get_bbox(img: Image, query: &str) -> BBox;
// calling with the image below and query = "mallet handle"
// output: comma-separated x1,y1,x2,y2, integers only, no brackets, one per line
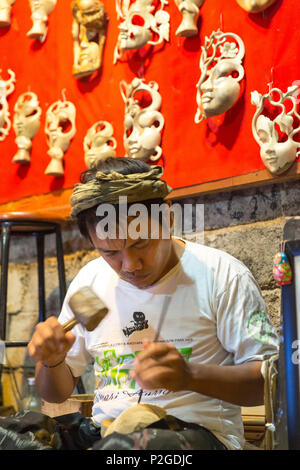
62,318,78,332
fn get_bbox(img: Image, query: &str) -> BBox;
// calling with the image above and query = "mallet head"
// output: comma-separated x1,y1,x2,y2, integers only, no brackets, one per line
67,286,108,332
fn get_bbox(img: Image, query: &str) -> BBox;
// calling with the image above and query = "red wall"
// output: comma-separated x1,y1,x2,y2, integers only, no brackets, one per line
0,0,298,204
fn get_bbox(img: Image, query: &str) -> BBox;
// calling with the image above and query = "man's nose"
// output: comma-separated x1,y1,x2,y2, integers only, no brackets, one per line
121,250,142,272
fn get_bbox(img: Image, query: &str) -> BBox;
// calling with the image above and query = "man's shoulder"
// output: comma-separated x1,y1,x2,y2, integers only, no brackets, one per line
183,238,250,278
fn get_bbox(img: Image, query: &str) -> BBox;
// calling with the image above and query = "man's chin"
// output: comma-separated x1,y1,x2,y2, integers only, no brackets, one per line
121,273,153,288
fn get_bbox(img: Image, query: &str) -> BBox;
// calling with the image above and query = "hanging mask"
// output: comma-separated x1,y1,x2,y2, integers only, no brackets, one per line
114,0,170,64
195,29,245,123
120,77,164,162
72,0,108,79
12,92,41,165
236,0,277,13
174,0,205,37
251,85,300,176
27,0,57,43
0,69,16,141
273,248,292,287
45,99,76,177
83,121,117,168
0,0,15,27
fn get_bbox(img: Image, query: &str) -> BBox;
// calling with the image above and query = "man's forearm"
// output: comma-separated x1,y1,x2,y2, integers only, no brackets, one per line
35,360,78,404
188,361,264,406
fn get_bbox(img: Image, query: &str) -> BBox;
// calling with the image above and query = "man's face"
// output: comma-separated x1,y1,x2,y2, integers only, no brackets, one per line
88,216,175,289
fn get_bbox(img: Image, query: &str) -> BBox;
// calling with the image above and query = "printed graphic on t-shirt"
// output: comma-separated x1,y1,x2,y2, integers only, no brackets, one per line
94,344,193,401
122,311,149,337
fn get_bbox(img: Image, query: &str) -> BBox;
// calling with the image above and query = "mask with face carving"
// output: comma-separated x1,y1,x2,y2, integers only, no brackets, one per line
120,77,164,163
72,0,108,79
45,99,76,177
114,0,170,64
195,29,245,123
12,91,41,165
251,86,300,175
235,0,277,13
84,121,117,168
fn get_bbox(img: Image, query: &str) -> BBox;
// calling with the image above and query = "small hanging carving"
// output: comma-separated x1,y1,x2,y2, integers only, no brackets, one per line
174,0,205,37
27,0,57,43
0,69,16,141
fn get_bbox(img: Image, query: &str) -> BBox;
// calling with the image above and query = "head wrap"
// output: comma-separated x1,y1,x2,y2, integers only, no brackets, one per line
70,165,172,218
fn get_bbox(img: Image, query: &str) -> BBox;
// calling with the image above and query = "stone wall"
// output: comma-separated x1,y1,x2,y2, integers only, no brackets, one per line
2,179,300,410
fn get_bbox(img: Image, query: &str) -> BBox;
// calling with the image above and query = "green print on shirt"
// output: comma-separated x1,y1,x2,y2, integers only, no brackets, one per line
95,346,193,390
247,310,278,347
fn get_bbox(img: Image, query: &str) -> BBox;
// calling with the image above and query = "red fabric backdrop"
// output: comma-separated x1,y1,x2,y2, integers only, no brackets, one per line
0,0,299,204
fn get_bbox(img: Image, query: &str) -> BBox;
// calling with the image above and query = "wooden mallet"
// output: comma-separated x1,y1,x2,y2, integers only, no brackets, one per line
62,286,109,332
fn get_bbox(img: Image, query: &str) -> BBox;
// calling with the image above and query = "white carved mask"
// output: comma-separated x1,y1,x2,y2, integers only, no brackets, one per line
84,121,117,168
45,100,76,155
114,0,170,63
251,86,300,175
0,69,15,141
195,30,245,123
27,0,57,42
0,0,15,27
13,92,41,139
12,92,41,164
120,77,164,162
236,0,276,13
174,0,205,37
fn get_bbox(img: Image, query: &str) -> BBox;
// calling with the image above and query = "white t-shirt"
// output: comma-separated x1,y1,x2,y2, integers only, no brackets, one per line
58,239,279,450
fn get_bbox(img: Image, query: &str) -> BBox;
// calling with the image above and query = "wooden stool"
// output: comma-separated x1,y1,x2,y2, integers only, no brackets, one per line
0,212,67,347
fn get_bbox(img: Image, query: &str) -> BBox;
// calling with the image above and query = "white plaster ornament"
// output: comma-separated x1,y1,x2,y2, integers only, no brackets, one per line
27,0,57,43
0,0,15,27
251,85,300,176
195,29,245,123
114,0,170,64
174,0,205,37
12,92,41,165
45,99,76,177
72,0,108,79
0,69,16,141
236,0,277,13
84,121,117,168
120,77,164,162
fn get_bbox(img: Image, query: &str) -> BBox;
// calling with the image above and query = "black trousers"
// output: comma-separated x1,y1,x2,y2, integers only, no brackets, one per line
0,411,227,450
